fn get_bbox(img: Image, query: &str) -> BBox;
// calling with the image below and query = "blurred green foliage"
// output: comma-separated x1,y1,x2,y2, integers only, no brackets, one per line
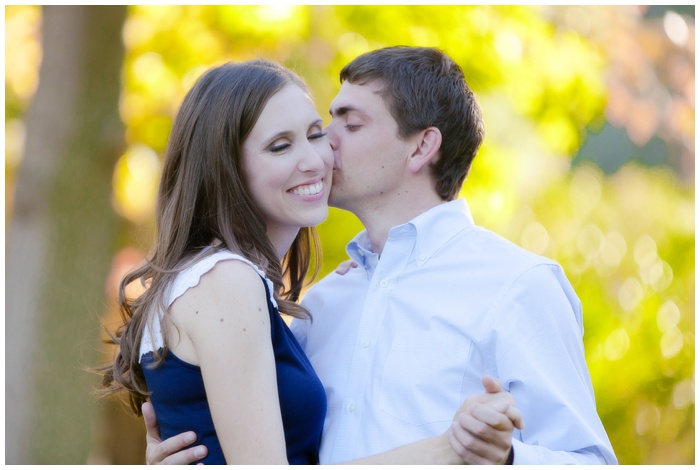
5,5,694,464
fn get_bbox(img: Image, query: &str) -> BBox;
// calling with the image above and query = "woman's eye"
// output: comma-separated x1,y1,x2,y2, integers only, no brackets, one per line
345,124,361,131
309,131,328,141
270,143,291,153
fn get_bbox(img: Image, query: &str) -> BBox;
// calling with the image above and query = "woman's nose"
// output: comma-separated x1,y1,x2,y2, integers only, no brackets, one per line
298,143,328,173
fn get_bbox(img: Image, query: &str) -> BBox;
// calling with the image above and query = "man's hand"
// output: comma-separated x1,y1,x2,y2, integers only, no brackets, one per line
448,376,524,465
142,401,208,464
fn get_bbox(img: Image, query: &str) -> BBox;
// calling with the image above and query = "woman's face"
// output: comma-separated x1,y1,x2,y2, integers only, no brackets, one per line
242,84,333,239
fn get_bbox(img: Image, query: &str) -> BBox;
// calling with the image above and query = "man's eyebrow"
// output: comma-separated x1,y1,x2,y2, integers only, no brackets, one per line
329,105,359,117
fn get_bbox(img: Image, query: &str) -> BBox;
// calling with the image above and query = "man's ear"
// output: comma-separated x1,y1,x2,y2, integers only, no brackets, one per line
407,127,442,174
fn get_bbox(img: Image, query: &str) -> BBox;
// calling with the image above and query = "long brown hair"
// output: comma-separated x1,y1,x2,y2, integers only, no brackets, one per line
101,60,322,414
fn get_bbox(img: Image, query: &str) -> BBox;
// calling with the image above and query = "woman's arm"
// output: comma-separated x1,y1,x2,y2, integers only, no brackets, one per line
173,259,289,464
345,376,522,465
339,405,517,465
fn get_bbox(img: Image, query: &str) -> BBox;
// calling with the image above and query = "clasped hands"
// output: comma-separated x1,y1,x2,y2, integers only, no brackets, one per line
446,375,524,465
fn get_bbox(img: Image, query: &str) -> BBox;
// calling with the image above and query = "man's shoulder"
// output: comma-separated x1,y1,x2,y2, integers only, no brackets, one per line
454,223,558,269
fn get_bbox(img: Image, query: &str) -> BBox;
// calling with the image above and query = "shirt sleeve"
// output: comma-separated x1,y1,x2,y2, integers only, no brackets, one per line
486,263,617,465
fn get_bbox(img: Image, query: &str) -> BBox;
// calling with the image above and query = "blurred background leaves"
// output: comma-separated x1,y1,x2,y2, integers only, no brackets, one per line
5,5,694,464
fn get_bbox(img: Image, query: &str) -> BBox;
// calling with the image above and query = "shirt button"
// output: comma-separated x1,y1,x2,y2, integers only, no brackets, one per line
347,402,356,413
379,279,388,288
361,339,370,348
418,253,426,261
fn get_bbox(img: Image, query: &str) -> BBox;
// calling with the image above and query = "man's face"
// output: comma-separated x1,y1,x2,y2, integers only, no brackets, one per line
325,80,415,213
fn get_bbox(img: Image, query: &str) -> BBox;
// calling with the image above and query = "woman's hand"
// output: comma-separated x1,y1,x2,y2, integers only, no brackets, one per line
334,259,358,275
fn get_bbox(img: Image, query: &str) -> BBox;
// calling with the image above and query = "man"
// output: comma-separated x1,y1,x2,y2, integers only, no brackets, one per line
146,46,616,464
294,45,615,464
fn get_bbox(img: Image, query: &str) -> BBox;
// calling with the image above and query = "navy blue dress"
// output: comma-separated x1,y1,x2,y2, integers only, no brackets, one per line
141,254,326,464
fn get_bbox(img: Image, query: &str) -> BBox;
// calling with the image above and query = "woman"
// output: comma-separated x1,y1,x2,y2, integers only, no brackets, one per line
101,59,331,464
101,60,512,464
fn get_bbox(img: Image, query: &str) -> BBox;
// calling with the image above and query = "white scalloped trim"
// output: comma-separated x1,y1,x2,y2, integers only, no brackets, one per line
139,250,277,360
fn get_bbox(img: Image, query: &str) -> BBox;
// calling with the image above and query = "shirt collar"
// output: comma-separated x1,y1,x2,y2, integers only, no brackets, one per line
346,231,379,277
346,199,475,270
408,199,475,265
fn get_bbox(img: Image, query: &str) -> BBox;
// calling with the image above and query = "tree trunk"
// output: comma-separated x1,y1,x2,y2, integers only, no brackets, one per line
6,6,127,463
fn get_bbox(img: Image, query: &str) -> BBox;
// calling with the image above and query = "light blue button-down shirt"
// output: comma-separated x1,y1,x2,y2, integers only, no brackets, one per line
291,199,616,464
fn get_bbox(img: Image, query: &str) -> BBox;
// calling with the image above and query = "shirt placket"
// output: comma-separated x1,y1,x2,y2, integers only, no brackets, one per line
330,231,414,461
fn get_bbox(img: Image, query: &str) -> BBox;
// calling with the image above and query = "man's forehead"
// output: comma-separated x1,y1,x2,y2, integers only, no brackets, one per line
329,81,385,116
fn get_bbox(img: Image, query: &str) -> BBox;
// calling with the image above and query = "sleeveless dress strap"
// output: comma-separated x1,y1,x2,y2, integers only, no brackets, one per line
139,250,277,360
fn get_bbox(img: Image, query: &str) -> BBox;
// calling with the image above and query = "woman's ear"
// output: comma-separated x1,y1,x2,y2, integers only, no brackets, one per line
407,127,442,174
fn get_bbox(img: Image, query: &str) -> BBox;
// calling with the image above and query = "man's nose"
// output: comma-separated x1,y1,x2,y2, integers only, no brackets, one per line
325,125,339,150
329,137,338,151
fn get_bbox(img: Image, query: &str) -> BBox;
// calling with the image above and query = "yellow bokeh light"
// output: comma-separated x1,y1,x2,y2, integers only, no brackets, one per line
5,5,42,101
495,30,523,63
650,260,673,292
660,327,684,359
672,378,694,409
131,52,167,87
576,223,604,259
337,32,369,59
663,10,690,47
656,300,681,333
603,327,630,361
521,221,549,255
487,190,506,214
112,144,161,224
255,4,297,23
635,403,661,436
633,234,658,269
617,277,644,312
600,229,627,268
538,112,579,155
5,120,26,169
641,258,673,292
122,13,156,50
569,165,602,216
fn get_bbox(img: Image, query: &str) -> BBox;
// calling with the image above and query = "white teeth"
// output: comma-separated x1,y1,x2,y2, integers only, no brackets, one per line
290,181,323,196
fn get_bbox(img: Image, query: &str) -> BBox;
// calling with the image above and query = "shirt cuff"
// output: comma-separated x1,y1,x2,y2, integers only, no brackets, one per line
510,438,530,464
505,445,514,465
